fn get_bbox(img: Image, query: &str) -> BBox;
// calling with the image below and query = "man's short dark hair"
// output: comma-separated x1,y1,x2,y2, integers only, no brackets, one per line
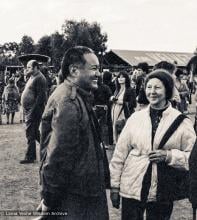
137,62,149,74
153,61,175,74
61,46,94,80
30,60,40,69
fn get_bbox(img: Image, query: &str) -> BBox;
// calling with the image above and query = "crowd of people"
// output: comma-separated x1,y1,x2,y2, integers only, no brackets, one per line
0,58,195,131
1,46,197,219
0,67,58,125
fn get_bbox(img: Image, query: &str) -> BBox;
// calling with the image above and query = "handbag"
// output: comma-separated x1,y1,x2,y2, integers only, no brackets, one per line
156,114,190,202
115,119,126,134
115,106,126,135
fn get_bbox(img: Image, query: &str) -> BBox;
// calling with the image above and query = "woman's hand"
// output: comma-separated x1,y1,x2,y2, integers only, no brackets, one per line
148,150,167,163
110,96,118,102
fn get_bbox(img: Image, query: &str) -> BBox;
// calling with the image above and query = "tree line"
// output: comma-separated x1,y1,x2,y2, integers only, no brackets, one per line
0,19,108,72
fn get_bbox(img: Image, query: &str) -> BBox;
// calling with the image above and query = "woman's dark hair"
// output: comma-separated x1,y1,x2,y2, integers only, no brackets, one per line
115,71,131,91
145,69,174,100
61,46,94,80
175,68,184,78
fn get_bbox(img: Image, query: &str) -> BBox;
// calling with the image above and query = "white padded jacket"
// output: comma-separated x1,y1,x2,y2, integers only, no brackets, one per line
110,104,196,201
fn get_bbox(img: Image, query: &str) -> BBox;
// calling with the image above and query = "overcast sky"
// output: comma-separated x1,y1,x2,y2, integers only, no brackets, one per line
0,0,197,52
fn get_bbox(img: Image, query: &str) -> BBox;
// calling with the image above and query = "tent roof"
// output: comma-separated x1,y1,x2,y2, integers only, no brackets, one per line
105,49,194,67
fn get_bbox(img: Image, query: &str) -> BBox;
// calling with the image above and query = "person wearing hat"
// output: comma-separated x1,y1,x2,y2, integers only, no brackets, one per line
153,61,181,108
110,69,196,220
20,60,47,164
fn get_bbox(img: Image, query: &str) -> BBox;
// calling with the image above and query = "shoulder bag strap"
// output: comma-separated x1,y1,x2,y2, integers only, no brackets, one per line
141,114,187,203
158,114,187,150
117,105,124,120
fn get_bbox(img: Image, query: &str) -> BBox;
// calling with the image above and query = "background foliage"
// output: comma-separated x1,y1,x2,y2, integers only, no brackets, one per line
0,19,108,71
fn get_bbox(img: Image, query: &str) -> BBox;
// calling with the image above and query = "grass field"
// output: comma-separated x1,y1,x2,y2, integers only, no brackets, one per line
0,104,196,219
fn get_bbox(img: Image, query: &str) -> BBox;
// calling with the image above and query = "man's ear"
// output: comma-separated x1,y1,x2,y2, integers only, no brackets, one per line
69,65,80,77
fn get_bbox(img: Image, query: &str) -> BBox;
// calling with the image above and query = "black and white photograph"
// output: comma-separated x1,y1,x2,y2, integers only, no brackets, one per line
0,0,197,219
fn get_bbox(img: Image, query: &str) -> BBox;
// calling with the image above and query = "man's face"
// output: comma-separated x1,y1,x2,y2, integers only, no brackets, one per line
136,68,143,77
25,61,35,77
77,53,100,91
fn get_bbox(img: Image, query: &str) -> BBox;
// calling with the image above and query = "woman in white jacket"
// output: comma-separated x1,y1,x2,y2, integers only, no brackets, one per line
110,69,196,220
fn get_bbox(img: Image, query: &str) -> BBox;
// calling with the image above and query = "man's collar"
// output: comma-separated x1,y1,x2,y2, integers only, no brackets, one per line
31,71,40,78
64,78,94,103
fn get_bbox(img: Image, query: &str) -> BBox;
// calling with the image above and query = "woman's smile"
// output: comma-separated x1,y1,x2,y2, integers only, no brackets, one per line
145,78,166,109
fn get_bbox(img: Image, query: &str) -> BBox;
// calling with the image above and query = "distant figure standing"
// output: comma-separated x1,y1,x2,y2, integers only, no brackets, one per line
0,80,5,124
2,78,20,124
93,76,112,146
20,60,47,164
16,71,26,123
135,62,149,97
103,71,116,146
111,71,136,144
174,69,189,113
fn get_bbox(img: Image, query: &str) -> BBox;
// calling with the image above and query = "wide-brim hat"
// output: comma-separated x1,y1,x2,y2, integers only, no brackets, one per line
17,54,51,67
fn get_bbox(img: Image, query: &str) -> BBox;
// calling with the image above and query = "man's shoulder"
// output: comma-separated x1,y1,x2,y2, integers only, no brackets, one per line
44,84,85,121
32,72,46,82
48,83,79,105
39,72,47,81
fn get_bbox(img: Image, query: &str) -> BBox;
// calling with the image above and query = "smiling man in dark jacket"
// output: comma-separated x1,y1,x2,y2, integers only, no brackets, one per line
37,46,110,220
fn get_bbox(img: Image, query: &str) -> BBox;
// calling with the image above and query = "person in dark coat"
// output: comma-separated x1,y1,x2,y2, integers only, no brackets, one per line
20,60,47,164
0,80,6,124
103,71,116,94
135,63,149,94
103,71,116,146
189,140,197,210
93,76,112,146
40,66,52,97
36,46,110,220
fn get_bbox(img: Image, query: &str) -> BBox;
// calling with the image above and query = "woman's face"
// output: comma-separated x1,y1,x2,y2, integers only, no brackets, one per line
118,74,126,84
145,78,166,108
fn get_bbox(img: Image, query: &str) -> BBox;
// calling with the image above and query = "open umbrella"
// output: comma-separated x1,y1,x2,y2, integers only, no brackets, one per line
17,54,51,67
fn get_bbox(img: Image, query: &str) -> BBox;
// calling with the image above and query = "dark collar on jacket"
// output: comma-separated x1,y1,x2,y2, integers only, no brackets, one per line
64,78,94,104
77,87,94,105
